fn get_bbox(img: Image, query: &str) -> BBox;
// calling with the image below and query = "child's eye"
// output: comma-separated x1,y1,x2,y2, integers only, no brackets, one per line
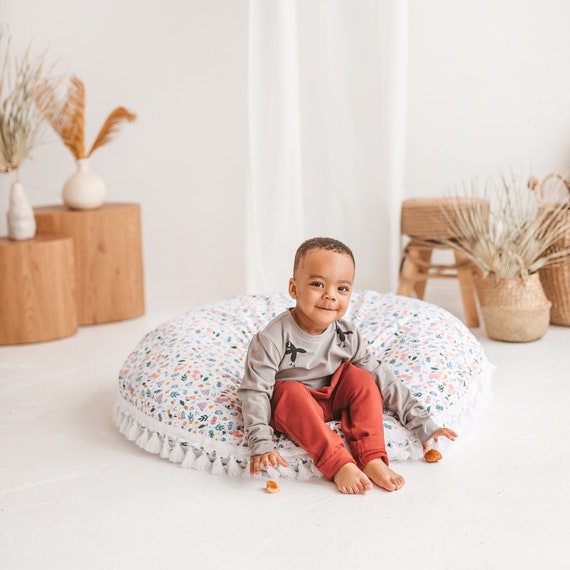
310,282,324,288
338,286,350,293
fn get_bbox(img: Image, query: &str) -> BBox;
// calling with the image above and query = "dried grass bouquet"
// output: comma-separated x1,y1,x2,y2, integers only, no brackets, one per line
0,27,55,176
440,173,570,280
34,75,137,160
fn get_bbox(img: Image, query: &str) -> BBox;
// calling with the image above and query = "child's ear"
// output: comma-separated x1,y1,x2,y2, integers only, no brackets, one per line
288,278,297,299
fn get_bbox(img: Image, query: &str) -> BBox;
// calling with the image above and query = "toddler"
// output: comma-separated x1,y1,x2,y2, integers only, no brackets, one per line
238,237,457,494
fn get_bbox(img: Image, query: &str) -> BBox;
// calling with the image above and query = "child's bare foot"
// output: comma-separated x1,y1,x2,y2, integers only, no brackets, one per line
333,463,373,494
363,458,405,492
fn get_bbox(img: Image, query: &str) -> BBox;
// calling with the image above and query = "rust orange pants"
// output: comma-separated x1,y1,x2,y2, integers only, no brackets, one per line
270,362,388,480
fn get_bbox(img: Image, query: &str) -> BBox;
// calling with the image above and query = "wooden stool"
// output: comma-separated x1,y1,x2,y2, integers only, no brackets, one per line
0,235,77,344
397,239,480,328
34,203,145,325
398,195,484,328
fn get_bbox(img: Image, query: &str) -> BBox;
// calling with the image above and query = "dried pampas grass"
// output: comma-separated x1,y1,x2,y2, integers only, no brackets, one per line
440,173,570,279
35,75,136,160
0,27,56,173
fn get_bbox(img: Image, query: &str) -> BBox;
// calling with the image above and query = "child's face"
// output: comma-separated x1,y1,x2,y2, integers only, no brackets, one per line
288,248,355,335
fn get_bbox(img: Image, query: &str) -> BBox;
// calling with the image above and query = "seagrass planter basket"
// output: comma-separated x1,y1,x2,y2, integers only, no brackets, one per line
539,230,570,325
401,197,489,240
477,273,551,342
533,174,570,326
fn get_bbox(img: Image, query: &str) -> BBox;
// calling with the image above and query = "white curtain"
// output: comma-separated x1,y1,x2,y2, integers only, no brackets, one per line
247,0,408,294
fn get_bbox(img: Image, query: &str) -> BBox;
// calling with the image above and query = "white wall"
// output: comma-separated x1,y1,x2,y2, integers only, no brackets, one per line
1,0,249,309
406,0,570,195
2,0,570,309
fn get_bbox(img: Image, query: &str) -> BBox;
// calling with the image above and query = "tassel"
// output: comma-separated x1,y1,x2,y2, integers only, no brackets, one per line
296,460,313,480
181,448,197,469
211,454,224,475
169,442,186,463
119,412,130,434
227,456,245,477
309,462,323,478
193,451,212,472
277,463,298,479
144,431,162,454
409,443,423,461
114,410,124,428
266,465,280,479
127,420,142,442
136,427,150,449
160,435,171,459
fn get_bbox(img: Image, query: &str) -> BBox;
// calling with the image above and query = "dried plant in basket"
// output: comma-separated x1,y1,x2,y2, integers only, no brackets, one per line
439,173,570,341
34,75,136,159
528,172,570,326
440,174,570,280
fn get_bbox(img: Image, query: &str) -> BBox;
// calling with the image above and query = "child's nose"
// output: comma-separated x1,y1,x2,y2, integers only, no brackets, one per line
324,287,336,300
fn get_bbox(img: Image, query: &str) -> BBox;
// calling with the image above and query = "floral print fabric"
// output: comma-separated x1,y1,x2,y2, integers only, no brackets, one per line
115,291,493,477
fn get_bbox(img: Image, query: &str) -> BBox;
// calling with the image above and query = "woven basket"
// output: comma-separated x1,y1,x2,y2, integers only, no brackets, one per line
401,197,489,240
533,174,570,326
478,273,551,342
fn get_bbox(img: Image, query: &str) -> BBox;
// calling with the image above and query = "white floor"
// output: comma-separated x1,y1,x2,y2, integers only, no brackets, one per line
1,280,568,570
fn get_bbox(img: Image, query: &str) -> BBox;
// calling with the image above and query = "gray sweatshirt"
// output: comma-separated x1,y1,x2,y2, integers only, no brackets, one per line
238,309,439,456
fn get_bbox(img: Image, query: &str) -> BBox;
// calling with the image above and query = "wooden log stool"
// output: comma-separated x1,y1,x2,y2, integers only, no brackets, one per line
397,197,483,328
34,203,145,325
0,235,77,344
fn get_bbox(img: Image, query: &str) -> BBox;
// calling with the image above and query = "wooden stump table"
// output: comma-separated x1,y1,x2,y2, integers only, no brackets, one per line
0,235,77,344
34,203,145,325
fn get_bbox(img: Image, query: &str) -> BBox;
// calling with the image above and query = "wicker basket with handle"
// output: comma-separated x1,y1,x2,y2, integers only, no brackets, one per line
530,173,570,326
478,251,551,342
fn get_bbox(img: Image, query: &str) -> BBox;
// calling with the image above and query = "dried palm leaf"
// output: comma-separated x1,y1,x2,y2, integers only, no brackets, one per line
440,174,570,279
35,74,136,160
88,106,136,157
59,75,86,159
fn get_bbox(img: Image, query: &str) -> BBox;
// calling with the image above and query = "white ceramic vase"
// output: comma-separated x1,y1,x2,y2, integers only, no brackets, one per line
7,178,36,241
62,158,106,210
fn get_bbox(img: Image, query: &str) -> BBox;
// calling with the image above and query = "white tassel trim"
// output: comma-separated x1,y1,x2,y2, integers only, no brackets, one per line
160,436,171,459
169,442,186,463
227,456,246,477
276,464,298,479
211,455,224,475
181,448,197,469
126,420,142,442
193,451,212,472
136,427,150,449
296,460,314,480
114,404,326,480
144,431,162,454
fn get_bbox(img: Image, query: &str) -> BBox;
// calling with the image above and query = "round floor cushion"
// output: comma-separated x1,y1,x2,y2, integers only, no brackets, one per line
114,291,493,479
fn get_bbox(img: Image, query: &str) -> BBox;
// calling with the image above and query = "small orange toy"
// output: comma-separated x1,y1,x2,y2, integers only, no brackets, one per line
266,480,280,494
424,449,443,463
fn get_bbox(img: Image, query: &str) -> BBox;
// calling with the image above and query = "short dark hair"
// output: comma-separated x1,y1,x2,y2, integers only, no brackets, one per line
293,237,355,273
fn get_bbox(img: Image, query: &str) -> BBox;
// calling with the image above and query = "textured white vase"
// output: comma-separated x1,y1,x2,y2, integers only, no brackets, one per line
62,158,106,210
7,179,36,241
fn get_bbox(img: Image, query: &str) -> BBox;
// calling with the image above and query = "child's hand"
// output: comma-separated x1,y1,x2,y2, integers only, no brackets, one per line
250,449,289,475
422,428,458,452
